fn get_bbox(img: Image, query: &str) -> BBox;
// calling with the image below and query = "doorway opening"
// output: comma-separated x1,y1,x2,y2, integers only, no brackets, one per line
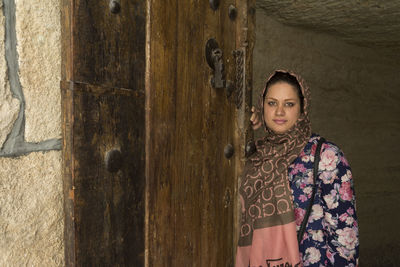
254,2,400,265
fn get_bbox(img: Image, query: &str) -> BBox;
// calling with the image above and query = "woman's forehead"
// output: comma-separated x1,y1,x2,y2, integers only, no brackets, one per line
265,82,299,96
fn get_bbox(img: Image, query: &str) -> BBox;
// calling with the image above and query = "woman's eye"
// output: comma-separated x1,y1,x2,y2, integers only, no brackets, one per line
285,102,295,107
267,101,276,106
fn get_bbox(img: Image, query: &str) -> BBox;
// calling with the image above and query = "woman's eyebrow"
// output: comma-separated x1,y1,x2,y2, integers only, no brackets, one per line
265,97,298,101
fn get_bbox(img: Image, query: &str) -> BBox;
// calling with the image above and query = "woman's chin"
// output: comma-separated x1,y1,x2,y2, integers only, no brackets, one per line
267,124,296,134
272,129,288,134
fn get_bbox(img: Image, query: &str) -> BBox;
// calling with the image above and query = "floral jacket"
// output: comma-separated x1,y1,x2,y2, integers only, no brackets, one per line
288,134,359,267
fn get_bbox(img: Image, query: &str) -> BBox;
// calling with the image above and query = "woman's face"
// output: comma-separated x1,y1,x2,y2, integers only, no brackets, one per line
263,82,301,134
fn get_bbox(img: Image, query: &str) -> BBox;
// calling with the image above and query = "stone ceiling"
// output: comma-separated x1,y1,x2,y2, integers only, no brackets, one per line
256,0,400,54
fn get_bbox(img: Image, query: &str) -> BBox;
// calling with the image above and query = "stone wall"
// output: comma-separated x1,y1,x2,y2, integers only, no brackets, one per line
254,12,400,265
0,0,63,266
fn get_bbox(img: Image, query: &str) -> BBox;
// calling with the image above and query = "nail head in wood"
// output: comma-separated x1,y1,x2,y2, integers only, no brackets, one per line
109,0,121,14
224,144,234,159
105,149,123,173
209,0,220,11
228,5,237,20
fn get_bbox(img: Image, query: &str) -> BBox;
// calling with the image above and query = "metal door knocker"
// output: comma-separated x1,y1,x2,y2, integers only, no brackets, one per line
205,38,233,97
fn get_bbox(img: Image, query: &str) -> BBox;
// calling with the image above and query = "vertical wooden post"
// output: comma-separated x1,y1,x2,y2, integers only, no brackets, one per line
61,0,146,265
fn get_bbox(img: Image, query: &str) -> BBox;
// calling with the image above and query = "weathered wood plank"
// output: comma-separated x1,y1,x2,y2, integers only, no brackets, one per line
61,81,75,266
62,82,145,266
61,0,72,82
69,0,146,89
61,0,146,265
146,1,244,266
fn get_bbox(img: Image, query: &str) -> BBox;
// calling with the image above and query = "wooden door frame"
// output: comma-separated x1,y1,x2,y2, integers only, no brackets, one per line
61,0,146,265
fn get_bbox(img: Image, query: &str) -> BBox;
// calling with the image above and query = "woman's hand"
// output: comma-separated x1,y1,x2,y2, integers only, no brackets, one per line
250,106,262,130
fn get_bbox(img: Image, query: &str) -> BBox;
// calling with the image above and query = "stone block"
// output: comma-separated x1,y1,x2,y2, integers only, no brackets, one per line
0,151,64,266
15,0,61,142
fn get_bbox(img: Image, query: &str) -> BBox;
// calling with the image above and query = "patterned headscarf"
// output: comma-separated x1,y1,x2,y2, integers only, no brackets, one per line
236,70,312,267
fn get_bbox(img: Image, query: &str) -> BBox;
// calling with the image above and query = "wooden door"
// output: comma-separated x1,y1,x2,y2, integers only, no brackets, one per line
62,0,254,266
146,1,255,266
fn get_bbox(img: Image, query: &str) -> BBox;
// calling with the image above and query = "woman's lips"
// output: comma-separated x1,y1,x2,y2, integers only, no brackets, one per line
273,119,287,125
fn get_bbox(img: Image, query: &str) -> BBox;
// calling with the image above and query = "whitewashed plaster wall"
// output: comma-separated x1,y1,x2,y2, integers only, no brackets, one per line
253,12,400,266
0,0,63,266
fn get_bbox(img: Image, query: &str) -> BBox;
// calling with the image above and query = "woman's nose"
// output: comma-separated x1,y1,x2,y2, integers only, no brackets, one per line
275,104,285,116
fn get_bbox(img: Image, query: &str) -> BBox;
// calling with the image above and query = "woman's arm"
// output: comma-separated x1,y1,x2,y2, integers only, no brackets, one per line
319,143,359,266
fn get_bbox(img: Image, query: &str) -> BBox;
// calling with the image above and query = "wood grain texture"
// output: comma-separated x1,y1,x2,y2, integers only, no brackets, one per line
62,82,145,266
145,1,254,266
61,0,146,265
66,0,146,89
61,81,75,266
62,0,254,265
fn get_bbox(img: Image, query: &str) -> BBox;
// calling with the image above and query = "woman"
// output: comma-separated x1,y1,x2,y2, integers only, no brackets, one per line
236,70,359,267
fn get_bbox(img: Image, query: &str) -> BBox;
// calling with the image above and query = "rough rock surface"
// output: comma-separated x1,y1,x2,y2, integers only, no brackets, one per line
0,4,20,147
257,0,400,56
15,0,61,142
0,151,64,266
